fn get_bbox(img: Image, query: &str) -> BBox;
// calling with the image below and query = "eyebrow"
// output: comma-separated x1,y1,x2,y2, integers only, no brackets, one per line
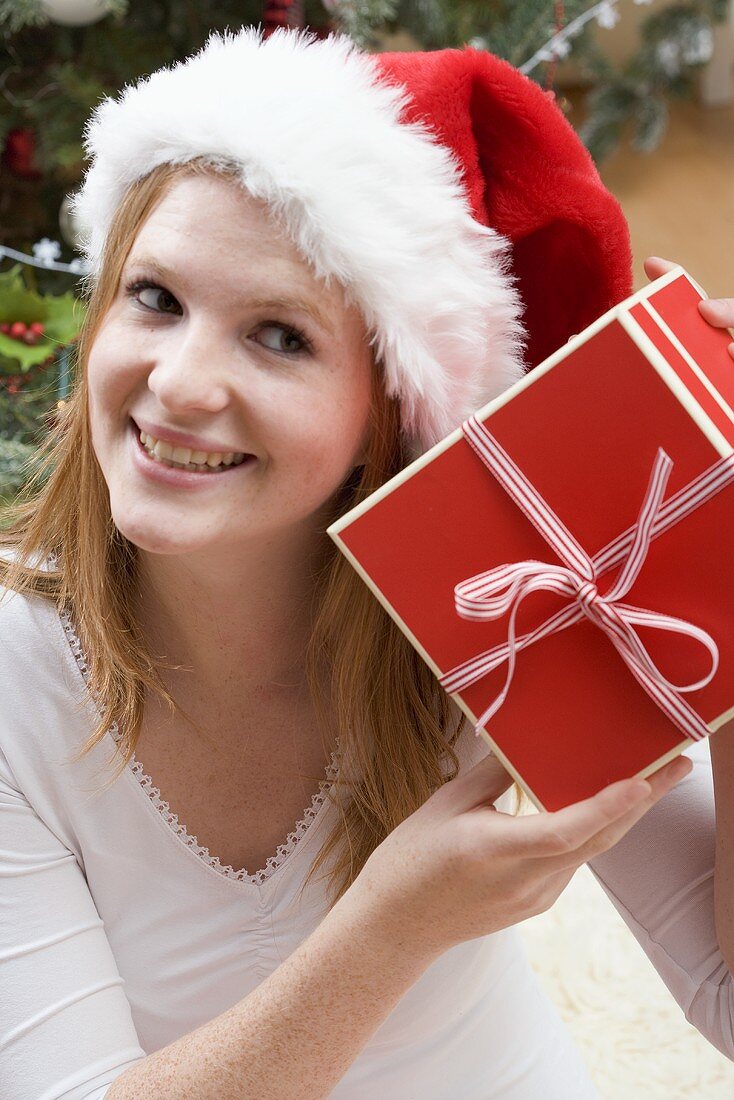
123,255,335,336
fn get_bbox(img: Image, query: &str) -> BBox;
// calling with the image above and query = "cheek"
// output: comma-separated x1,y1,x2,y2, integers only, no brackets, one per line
300,380,370,463
87,327,143,424
86,332,148,480
334,357,373,436
273,397,365,494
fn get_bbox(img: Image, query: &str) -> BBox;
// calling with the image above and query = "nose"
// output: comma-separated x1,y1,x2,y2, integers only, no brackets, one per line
146,323,231,414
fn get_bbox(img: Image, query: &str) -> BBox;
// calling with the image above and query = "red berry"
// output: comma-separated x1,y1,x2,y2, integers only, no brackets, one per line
29,321,44,335
9,321,27,339
0,323,9,335
22,331,40,345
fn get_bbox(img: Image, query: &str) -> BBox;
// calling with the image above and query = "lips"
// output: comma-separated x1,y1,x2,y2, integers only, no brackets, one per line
130,417,252,459
130,419,254,482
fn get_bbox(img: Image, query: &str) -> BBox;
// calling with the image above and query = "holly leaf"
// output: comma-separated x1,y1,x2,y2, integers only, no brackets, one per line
0,264,85,372
0,334,54,372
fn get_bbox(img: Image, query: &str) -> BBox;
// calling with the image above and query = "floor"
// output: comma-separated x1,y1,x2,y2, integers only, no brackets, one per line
515,92,734,1097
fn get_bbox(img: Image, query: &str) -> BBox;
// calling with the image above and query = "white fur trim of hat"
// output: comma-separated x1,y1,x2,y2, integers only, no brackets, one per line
70,26,528,455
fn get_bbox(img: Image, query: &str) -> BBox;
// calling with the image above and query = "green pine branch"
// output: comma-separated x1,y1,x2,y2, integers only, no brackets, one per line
0,0,730,260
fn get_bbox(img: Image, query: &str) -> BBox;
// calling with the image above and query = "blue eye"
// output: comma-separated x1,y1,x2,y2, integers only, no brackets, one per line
123,278,313,356
126,279,180,314
255,324,310,355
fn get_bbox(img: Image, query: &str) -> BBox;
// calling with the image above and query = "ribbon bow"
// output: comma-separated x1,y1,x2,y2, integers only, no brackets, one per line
438,415,734,742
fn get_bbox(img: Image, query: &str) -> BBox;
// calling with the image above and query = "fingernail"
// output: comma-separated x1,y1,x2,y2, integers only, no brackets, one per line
624,779,652,804
659,759,691,788
670,757,692,780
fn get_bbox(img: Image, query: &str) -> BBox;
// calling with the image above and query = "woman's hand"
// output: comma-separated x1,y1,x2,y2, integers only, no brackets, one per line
643,255,734,357
644,257,734,976
354,751,692,959
350,257,721,964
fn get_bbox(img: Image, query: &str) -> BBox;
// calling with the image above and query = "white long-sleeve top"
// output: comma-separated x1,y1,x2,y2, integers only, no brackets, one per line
0,578,731,1099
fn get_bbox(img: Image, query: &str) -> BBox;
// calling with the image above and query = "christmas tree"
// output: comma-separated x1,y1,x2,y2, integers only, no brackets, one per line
0,0,729,499
2,0,728,256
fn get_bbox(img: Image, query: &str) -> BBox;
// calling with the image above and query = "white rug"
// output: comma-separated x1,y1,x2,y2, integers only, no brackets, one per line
517,863,734,1098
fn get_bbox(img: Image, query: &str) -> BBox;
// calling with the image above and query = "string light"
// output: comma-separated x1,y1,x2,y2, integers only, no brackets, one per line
0,242,88,275
521,0,653,76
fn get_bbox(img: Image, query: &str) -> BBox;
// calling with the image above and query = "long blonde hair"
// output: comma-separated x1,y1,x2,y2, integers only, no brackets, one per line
0,158,518,911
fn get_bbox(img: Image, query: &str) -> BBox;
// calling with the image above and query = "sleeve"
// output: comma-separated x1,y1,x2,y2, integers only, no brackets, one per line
0,741,146,1099
588,736,734,1061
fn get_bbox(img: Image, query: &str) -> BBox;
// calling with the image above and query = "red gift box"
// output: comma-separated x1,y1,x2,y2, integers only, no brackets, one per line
328,266,734,811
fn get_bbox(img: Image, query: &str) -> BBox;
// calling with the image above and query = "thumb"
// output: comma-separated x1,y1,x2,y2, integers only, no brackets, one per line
442,751,515,812
644,255,678,281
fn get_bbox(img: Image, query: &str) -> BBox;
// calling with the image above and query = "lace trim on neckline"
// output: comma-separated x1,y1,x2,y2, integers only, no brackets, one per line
57,601,342,887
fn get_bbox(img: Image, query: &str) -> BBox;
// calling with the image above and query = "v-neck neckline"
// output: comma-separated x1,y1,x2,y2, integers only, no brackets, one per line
55,599,343,890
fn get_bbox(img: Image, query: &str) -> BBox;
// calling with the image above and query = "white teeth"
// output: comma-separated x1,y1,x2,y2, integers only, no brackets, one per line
137,425,250,472
152,439,174,460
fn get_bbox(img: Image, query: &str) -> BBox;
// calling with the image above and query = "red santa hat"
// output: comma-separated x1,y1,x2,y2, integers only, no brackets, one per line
70,27,632,456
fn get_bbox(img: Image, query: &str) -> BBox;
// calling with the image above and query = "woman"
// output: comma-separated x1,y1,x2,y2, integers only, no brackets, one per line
1,28,732,1098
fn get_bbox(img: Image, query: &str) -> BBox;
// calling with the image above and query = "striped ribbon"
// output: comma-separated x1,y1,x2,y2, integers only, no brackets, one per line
437,415,734,741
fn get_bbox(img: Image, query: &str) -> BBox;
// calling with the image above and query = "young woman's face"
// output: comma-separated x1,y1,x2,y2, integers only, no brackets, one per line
87,173,374,557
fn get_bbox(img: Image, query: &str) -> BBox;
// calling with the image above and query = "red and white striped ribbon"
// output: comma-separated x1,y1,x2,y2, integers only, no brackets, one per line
438,415,734,741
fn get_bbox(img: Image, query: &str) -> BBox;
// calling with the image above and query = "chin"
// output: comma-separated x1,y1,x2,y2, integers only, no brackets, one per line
109,507,206,557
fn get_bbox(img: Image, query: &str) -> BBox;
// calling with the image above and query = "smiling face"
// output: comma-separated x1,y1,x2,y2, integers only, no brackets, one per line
87,171,374,559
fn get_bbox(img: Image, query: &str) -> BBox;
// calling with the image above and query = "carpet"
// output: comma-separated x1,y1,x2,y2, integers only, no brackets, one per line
517,863,734,1097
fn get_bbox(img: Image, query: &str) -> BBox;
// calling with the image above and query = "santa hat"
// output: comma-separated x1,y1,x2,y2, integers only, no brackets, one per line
70,26,632,456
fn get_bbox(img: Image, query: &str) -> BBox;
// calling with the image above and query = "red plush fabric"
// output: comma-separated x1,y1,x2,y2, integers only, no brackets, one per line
375,47,634,373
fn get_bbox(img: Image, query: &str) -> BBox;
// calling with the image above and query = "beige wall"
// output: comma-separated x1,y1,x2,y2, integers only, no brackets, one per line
555,0,733,102
373,3,733,104
556,0,676,83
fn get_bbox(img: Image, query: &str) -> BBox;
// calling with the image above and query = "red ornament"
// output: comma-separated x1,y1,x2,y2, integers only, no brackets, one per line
1,128,42,180
262,0,304,37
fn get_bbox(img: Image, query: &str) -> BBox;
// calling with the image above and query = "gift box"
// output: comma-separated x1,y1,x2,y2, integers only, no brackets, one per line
327,265,734,811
